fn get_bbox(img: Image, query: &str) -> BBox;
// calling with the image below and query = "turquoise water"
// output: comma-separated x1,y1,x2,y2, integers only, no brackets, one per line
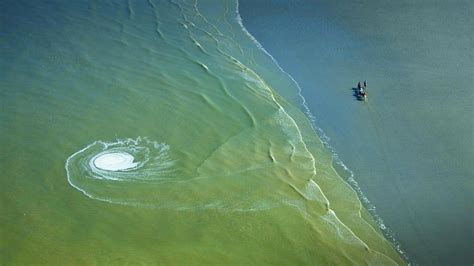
239,0,473,264
0,0,405,264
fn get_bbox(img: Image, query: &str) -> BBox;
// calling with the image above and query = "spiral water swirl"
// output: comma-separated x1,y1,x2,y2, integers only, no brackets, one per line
65,137,177,206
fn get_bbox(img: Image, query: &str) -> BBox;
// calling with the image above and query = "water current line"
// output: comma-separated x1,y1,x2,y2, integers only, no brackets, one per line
233,0,409,261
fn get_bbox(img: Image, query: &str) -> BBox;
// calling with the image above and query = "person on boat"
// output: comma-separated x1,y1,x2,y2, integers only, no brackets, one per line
358,81,365,95
363,80,367,89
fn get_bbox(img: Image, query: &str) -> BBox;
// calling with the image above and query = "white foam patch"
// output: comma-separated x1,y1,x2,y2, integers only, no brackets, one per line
93,152,138,171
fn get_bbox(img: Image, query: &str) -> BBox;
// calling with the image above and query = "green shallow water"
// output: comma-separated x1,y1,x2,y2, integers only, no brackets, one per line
1,0,403,264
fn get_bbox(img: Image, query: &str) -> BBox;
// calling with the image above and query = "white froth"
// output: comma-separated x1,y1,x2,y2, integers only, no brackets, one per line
93,152,138,171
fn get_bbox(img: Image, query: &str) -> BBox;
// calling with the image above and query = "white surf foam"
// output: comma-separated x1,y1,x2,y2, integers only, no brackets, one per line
234,0,408,260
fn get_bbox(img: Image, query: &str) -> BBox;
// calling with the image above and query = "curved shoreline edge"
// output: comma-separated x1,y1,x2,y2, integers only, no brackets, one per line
234,0,409,262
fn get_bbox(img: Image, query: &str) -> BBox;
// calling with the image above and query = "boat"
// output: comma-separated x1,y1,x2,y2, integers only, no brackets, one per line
355,81,367,101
